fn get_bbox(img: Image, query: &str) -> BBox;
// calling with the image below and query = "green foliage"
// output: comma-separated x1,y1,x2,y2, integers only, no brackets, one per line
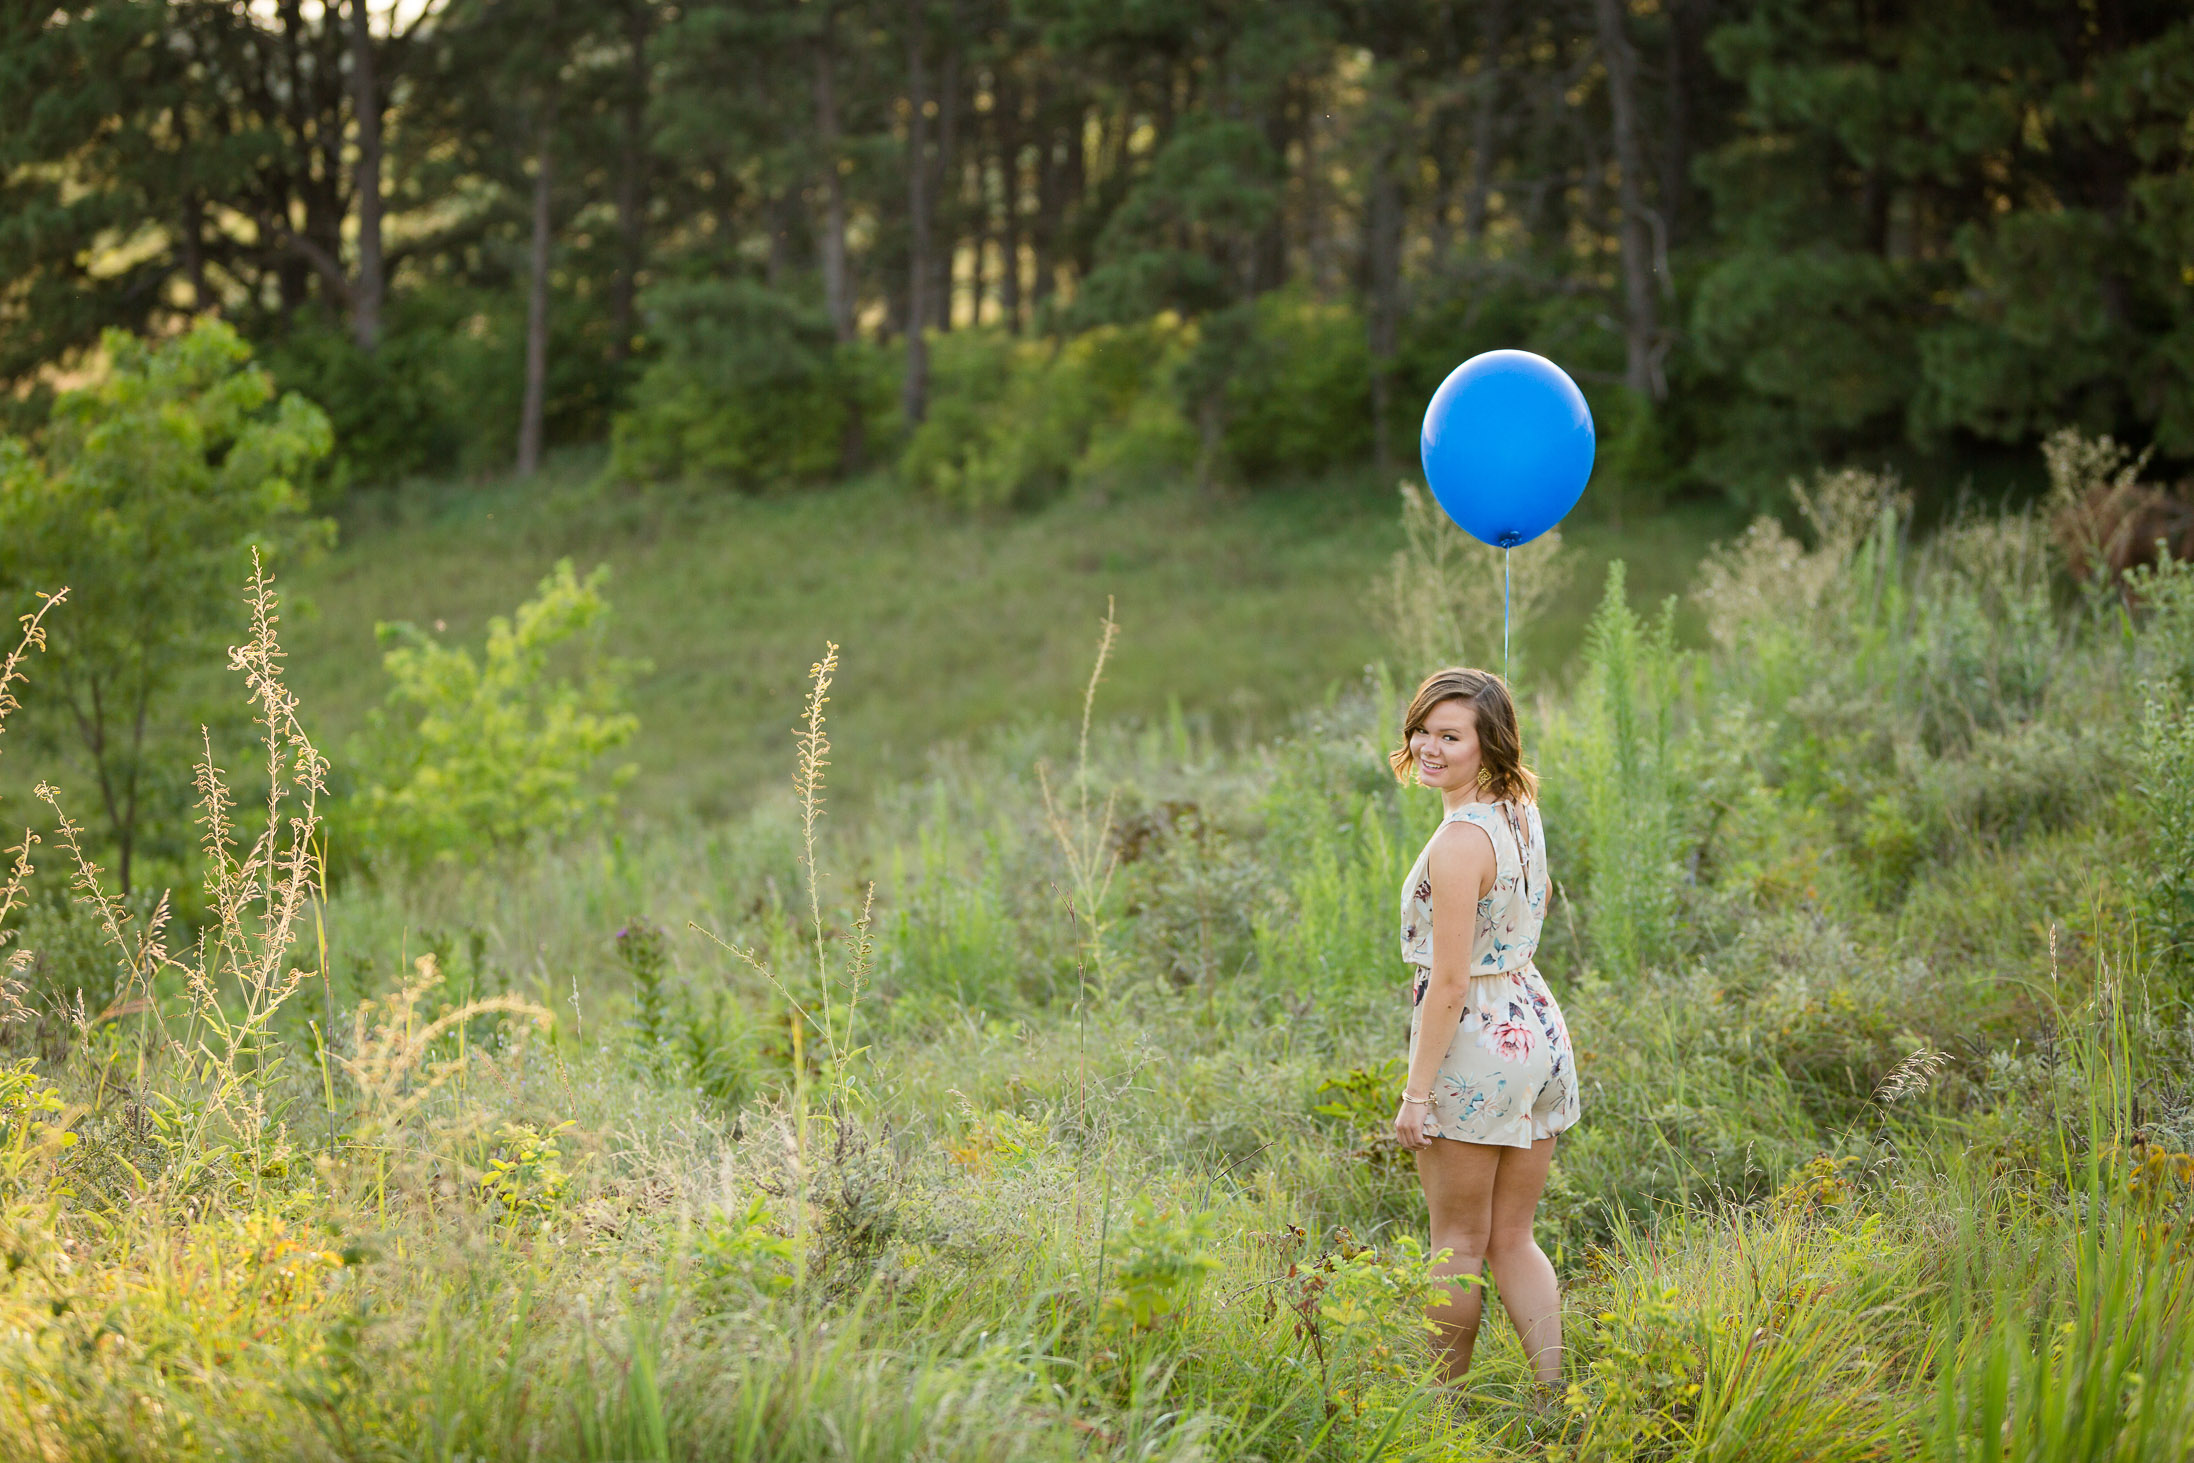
1559,562,1687,979
252,308,464,489
900,321,1195,508
1283,1230,1449,1412
15,419,2194,1458
610,280,891,492
617,916,672,1052
695,1194,796,1304
481,1121,575,1231
1073,117,1282,324
1100,1197,1220,1334
352,559,641,868
1254,775,1410,999
0,1059,74,1169
1695,4,2194,500
2138,688,2194,981
1219,289,1370,482
1933,1187,2194,1463
1310,1059,1406,1139
0,318,331,889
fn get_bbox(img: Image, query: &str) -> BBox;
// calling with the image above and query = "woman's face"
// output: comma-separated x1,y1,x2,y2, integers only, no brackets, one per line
1408,697,1483,793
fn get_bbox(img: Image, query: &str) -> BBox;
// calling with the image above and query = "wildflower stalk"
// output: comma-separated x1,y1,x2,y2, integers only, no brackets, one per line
691,639,874,1293
1040,599,1121,991
796,644,837,1090
0,590,67,1023
34,554,338,1185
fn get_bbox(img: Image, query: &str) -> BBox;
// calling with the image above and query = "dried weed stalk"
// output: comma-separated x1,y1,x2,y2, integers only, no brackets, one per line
1874,1048,1949,1105
1377,482,1569,676
1039,597,1121,988
28,554,333,1162
0,589,68,1024
338,953,553,1138
691,642,878,1291
1695,468,1906,648
2042,427,2192,584
694,641,876,1090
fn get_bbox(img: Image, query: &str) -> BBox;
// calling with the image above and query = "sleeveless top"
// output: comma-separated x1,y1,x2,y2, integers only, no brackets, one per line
1398,799,1548,977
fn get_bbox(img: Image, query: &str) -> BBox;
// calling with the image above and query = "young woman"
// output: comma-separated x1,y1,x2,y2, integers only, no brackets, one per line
1389,667,1580,1385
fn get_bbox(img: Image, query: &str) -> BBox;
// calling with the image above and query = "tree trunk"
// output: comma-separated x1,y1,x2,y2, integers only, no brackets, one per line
1366,128,1403,477
1032,123,1061,320
517,103,555,477
610,0,650,364
1594,0,1663,399
1064,109,1091,277
995,74,1021,331
1253,92,1292,292
1463,0,1509,242
813,11,854,342
766,188,791,288
173,109,211,312
181,198,210,313
902,0,931,426
930,26,960,330
346,0,384,349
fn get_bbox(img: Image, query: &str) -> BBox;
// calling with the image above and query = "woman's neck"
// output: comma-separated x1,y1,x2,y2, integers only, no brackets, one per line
1440,785,1491,815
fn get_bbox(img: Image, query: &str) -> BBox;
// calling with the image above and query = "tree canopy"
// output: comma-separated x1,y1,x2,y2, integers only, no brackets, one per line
2,0,2190,508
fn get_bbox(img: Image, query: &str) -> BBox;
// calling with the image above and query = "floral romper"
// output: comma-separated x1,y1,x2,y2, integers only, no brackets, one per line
1400,799,1581,1147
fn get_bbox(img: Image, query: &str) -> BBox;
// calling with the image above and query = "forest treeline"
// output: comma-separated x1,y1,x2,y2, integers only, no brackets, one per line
4,1,2193,510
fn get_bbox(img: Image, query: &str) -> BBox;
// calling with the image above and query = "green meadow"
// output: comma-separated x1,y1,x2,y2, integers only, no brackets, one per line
287,456,1742,816
5,439,2193,1460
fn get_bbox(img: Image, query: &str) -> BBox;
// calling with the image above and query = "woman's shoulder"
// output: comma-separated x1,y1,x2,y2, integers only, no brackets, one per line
1428,813,1497,867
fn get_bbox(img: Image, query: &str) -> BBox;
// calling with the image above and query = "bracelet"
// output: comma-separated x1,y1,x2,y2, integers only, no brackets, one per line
1400,1092,1434,1106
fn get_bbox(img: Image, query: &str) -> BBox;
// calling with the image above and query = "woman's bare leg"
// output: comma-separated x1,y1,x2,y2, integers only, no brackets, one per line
1413,1139,1501,1378
1484,1136,1561,1382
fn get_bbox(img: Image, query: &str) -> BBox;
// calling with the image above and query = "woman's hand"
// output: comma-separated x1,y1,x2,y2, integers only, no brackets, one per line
1393,1096,1433,1151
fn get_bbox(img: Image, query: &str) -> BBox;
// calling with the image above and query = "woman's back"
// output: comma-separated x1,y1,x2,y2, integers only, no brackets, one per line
1399,798,1548,978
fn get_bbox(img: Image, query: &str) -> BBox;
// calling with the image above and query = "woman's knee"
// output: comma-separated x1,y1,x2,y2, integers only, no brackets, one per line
1430,1221,1491,1264
1483,1226,1542,1267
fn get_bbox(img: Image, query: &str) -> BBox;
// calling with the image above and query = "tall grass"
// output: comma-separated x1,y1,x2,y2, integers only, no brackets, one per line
1,442,2192,1459
1557,560,1686,980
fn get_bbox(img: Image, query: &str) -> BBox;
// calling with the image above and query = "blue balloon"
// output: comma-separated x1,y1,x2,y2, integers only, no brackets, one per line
1419,350,1595,548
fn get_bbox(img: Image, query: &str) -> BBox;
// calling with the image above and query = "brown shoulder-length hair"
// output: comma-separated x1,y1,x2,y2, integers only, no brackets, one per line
1388,667,1539,803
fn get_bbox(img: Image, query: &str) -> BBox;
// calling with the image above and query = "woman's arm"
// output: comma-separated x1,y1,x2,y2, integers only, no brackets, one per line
1393,821,1496,1151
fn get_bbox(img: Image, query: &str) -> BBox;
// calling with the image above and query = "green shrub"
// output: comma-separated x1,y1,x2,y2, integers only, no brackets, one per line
1099,1197,1219,1334
1219,288,1369,482
900,320,1195,508
351,559,642,868
610,280,892,491
480,1121,576,1231
0,318,332,892
260,283,626,485
253,309,463,489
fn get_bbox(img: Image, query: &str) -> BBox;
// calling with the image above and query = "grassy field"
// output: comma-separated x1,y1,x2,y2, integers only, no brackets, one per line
287,453,1743,817
6,448,2194,1461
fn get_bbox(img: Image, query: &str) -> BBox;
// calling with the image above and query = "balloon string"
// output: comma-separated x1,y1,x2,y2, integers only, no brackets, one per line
1503,547,1512,683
